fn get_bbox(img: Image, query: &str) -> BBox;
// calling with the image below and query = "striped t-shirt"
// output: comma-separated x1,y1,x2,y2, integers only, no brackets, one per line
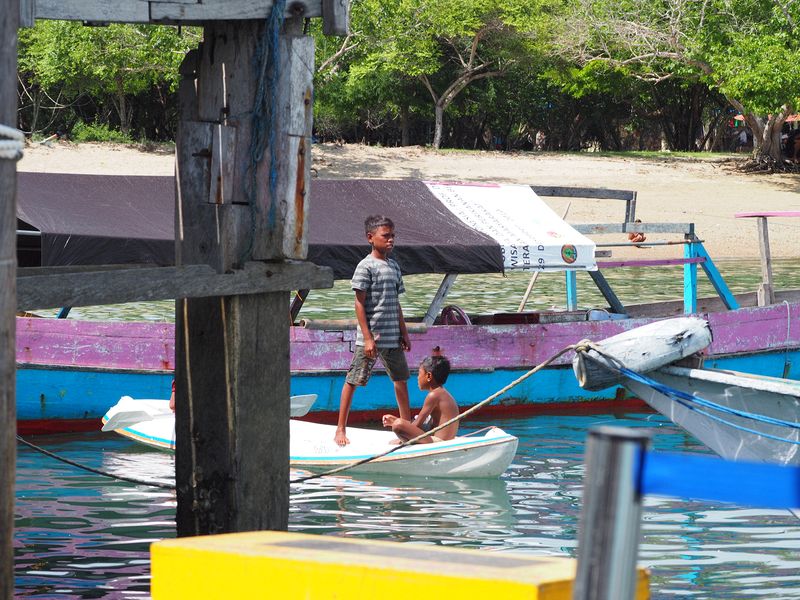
351,255,405,349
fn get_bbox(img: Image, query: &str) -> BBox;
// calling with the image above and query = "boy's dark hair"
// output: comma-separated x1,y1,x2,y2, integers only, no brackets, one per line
365,215,394,234
421,347,450,385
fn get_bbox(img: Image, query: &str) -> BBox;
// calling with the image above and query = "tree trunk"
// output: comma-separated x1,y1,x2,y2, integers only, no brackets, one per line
400,104,409,147
432,102,444,149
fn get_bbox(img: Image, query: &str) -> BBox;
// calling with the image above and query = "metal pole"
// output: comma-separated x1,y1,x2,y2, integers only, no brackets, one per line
572,426,651,600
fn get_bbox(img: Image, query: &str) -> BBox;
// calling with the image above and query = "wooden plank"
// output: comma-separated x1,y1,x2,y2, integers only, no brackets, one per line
208,124,236,205
756,216,775,306
596,257,705,269
151,0,322,22
322,0,351,35
0,0,18,596
423,274,458,326
573,222,694,235
19,0,34,26
254,33,314,260
588,271,626,315
17,262,333,310
735,211,800,218
35,0,150,22
531,186,635,201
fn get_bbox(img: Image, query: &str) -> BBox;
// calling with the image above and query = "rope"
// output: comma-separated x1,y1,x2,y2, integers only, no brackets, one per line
577,349,800,446
291,343,578,483
16,435,176,490
0,124,24,161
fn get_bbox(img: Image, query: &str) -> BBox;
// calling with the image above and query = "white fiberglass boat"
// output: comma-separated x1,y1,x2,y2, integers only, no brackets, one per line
101,396,518,478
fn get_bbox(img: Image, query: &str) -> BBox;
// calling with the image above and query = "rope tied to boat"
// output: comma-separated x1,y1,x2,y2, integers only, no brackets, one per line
574,345,800,446
16,435,176,490
291,342,583,483
0,124,24,161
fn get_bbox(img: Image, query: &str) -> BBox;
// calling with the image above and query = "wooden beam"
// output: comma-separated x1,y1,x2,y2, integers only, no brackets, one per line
17,261,333,310
151,0,321,22
322,0,350,35
35,0,324,23
19,0,34,26
573,222,694,235
260,33,314,260
35,0,150,22
423,274,457,326
531,186,635,201
755,216,775,306
0,1,18,597
175,21,316,538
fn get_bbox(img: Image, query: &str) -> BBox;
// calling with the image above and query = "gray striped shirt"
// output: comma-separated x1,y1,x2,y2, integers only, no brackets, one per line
351,255,405,348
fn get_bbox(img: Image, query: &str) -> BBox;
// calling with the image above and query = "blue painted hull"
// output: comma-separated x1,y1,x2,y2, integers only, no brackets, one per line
17,349,800,433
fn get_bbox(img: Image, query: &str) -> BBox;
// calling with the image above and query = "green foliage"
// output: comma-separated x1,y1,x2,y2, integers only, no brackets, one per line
70,121,133,143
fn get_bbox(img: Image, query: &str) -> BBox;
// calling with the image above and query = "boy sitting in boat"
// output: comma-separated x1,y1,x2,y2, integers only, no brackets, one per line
382,348,458,443
335,215,412,446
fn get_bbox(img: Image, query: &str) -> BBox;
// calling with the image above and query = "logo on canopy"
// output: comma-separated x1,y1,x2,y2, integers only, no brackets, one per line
561,245,577,264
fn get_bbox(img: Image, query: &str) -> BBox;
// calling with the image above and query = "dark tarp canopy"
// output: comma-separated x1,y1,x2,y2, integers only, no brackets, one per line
17,173,503,278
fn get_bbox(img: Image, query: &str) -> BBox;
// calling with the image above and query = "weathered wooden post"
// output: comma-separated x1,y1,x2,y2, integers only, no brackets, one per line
572,426,650,600
174,11,318,535
1,0,22,596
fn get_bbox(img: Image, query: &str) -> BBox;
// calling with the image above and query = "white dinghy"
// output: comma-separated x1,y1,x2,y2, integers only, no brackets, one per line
290,420,518,478
101,396,518,478
101,394,319,451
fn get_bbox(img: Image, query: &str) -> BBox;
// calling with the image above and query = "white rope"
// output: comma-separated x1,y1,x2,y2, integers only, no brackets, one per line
0,124,24,161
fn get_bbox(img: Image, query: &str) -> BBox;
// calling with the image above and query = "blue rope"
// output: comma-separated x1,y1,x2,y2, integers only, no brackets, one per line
244,0,286,261
617,364,800,446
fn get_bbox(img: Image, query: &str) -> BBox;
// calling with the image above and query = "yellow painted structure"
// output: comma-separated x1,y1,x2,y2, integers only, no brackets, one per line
152,531,649,599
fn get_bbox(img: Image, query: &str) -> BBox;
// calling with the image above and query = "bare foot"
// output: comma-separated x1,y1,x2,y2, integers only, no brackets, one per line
334,429,349,446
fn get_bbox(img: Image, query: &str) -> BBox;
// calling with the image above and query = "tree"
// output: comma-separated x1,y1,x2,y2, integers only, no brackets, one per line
19,22,198,135
342,0,544,149
557,0,800,164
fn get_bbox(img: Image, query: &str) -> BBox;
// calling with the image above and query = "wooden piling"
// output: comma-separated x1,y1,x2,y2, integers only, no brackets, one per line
0,1,19,597
174,17,316,535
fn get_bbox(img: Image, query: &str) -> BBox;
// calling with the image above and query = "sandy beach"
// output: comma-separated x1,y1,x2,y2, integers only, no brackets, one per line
18,141,800,260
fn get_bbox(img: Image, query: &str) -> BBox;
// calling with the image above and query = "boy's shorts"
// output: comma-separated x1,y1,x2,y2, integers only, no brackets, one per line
345,345,410,386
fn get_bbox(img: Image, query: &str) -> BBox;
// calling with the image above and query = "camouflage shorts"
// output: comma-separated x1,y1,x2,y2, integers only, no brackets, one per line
345,345,410,386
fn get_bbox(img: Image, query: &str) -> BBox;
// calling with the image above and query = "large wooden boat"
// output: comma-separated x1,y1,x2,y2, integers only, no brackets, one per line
16,174,800,433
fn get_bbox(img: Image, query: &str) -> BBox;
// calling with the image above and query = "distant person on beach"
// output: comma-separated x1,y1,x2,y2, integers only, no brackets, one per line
382,347,458,443
627,218,647,245
335,215,412,446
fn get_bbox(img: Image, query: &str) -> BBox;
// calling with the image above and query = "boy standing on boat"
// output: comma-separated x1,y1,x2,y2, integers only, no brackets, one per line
382,348,459,443
335,215,412,446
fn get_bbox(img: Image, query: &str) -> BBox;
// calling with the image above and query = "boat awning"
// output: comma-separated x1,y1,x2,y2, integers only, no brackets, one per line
17,173,596,278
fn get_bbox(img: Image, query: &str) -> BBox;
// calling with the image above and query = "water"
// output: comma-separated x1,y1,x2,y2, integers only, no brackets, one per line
15,257,800,598
14,413,800,599
31,258,800,322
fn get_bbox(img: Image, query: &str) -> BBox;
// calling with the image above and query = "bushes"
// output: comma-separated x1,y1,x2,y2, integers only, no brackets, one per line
69,122,134,143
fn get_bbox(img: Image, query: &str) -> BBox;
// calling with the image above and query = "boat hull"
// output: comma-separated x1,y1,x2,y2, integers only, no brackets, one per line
19,301,800,433
101,402,519,478
624,366,800,465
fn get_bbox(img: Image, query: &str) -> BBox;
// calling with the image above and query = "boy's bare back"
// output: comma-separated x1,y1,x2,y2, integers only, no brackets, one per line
424,386,459,441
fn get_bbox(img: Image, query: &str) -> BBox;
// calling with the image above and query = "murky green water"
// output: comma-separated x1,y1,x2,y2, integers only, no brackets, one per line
33,258,800,322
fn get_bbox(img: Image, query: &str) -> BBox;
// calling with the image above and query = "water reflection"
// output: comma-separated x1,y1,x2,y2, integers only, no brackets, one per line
15,414,800,599
290,473,516,546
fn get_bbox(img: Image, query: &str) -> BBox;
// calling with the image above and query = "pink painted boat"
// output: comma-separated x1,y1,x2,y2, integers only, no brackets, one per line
15,175,800,433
